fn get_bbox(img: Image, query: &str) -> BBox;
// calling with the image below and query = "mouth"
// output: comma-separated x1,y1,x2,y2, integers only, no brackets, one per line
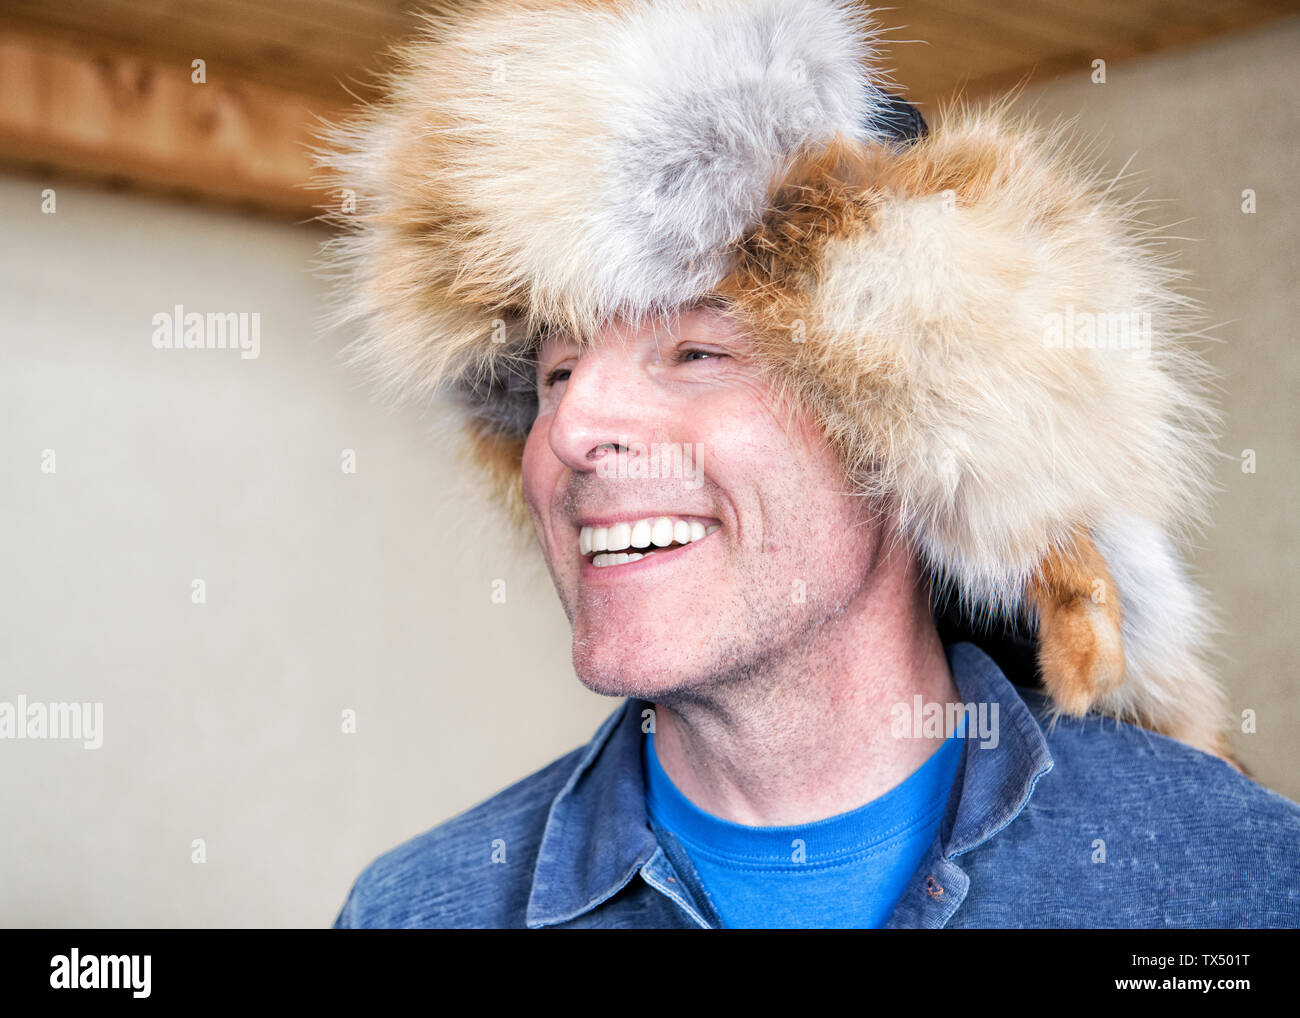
577,515,721,570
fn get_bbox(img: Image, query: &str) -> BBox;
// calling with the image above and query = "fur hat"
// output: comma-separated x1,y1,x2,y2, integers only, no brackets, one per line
315,0,1234,764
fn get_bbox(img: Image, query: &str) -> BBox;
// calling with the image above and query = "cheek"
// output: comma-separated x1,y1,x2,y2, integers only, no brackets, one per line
709,382,817,480
720,387,860,537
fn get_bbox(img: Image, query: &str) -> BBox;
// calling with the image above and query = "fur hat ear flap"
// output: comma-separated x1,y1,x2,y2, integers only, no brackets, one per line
718,101,1232,761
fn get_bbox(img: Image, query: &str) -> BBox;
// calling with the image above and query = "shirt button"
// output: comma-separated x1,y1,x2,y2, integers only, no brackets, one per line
924,875,944,899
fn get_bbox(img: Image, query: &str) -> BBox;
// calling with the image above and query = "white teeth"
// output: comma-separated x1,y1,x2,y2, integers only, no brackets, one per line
579,515,720,561
651,517,674,547
592,551,646,568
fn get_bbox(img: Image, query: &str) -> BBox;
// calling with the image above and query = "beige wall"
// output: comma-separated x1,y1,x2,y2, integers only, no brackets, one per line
1,17,1295,927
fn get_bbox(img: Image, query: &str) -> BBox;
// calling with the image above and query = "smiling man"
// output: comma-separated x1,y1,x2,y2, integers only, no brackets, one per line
325,0,1300,929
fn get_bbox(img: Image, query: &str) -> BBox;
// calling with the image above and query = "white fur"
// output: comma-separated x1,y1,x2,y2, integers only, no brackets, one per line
314,0,897,403
1091,511,1229,751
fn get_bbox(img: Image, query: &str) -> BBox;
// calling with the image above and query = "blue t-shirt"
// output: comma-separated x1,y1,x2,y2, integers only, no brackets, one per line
642,724,964,929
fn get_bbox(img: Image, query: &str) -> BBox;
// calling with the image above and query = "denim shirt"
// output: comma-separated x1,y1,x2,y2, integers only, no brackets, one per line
332,642,1300,928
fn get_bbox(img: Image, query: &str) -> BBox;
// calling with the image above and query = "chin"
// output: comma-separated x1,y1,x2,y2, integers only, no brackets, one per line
571,639,698,701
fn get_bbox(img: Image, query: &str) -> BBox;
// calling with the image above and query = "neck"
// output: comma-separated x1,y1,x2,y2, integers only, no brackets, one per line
650,549,958,827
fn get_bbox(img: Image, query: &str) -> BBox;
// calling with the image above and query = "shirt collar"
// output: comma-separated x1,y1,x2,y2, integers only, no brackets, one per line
525,641,1055,928
941,641,1056,858
525,696,660,928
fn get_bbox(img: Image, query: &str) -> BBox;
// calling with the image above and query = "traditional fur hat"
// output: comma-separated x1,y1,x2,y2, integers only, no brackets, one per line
315,0,1234,763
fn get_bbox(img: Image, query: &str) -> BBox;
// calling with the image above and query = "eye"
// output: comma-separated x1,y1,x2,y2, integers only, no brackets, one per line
542,366,570,388
677,347,726,364
543,346,727,387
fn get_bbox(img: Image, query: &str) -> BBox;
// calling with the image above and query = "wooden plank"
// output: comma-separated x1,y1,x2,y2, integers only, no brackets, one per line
895,0,1299,107
1054,0,1297,35
943,3,1296,110
71,0,409,49
0,0,373,65
0,28,345,218
908,0,1121,53
0,1,398,101
871,10,1039,80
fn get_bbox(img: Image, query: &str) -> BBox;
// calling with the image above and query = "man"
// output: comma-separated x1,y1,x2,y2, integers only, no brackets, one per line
323,0,1300,927
331,301,1299,929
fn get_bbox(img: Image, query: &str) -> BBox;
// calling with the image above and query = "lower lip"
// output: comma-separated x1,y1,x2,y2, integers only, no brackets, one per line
578,531,717,581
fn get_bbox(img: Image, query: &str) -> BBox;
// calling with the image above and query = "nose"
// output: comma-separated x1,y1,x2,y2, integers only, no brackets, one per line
546,331,658,476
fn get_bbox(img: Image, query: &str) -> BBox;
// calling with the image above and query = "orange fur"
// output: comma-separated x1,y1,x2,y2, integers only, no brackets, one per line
1025,532,1126,717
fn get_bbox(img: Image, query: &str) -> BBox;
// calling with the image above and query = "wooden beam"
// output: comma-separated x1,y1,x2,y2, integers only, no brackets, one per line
0,1,399,104
880,1,1300,113
0,28,347,219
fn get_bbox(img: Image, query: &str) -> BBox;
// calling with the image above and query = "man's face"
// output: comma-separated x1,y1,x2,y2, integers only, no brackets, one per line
522,305,889,702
